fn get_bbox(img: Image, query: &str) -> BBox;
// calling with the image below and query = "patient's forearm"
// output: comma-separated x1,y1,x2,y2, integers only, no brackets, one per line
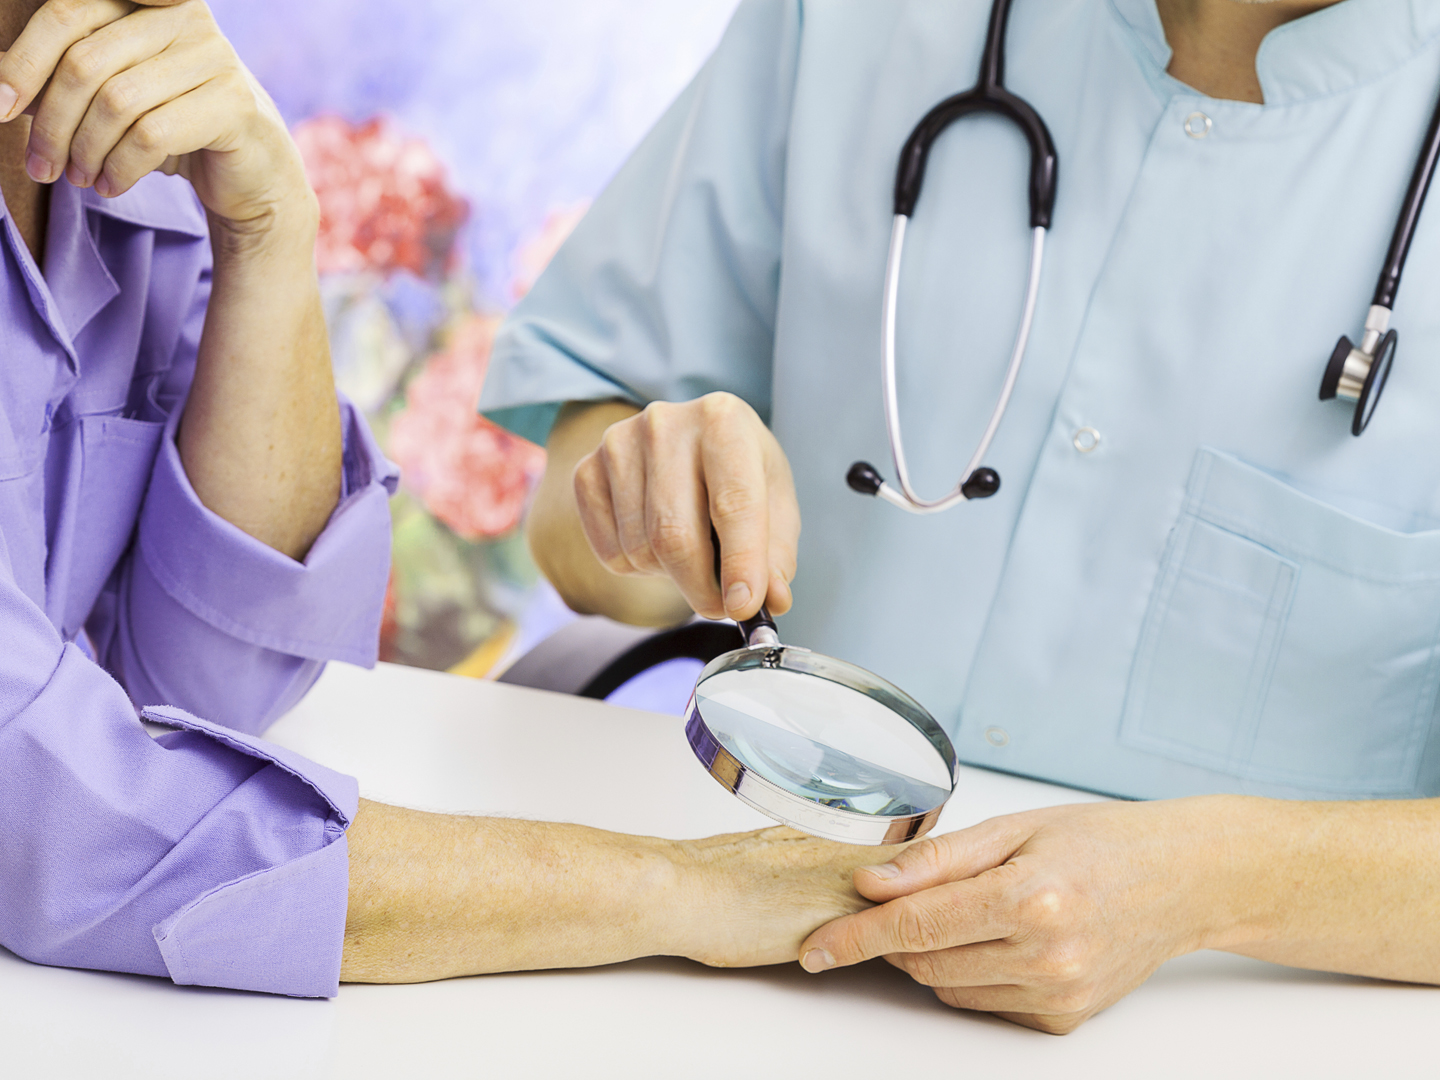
340,800,878,984
180,205,343,563
527,400,692,627
340,801,679,982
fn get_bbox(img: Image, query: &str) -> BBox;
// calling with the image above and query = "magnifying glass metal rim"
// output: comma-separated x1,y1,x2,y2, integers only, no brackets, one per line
684,642,958,846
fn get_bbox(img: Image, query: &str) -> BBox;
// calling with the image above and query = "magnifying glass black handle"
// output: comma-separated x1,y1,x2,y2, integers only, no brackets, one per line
739,607,779,647
710,526,779,646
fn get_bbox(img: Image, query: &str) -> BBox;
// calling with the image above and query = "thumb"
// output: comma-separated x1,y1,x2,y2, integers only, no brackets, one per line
851,818,1030,901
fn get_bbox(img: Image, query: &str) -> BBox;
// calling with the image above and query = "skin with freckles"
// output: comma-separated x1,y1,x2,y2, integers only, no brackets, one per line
531,0,1440,1036
340,802,881,983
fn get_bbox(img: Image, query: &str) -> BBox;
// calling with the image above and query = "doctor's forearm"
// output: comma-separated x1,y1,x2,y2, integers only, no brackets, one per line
178,198,343,563
1215,796,1440,983
529,400,693,627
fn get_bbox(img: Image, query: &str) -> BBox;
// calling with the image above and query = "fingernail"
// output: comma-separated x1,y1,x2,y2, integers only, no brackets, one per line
861,863,902,880
65,163,87,189
26,153,50,183
94,175,112,198
0,84,17,121
725,581,751,613
800,948,834,974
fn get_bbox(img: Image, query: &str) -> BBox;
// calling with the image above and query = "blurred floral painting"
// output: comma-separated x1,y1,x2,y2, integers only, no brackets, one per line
206,0,739,677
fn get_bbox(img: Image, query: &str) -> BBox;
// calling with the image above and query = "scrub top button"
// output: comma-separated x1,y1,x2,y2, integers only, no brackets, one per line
1073,427,1101,453
1184,111,1213,139
984,727,1010,748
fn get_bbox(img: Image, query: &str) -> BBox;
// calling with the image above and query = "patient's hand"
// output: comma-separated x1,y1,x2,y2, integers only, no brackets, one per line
1,0,312,228
666,827,881,969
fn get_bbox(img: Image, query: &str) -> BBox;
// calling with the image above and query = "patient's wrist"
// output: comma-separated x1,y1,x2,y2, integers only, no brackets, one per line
602,835,691,962
209,182,320,256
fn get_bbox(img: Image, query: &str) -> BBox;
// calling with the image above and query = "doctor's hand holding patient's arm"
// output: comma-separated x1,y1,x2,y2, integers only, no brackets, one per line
0,0,340,560
798,797,1440,1034
529,395,801,628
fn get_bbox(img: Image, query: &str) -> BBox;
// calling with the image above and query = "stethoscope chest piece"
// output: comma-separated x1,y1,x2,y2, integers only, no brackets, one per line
1316,61,1440,436
1320,325,1398,436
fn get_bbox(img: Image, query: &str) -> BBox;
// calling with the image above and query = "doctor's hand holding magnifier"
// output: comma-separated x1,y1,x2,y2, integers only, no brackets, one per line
536,395,970,842
533,392,802,631
535,397,966,844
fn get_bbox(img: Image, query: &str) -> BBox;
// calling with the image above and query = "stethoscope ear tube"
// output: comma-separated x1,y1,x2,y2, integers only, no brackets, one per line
894,93,1057,227
866,220,1045,515
852,0,1052,516
892,0,1057,228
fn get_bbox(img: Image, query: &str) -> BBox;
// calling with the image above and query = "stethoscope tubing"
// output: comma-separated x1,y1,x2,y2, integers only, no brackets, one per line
879,217,1047,514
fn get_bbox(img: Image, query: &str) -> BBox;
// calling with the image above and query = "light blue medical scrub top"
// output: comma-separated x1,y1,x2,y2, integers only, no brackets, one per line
482,0,1440,802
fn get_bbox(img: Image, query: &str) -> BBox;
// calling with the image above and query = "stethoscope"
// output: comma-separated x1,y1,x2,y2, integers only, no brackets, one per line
847,0,1440,516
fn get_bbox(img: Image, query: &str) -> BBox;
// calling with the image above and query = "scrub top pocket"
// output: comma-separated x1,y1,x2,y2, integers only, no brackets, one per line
1121,448,1440,795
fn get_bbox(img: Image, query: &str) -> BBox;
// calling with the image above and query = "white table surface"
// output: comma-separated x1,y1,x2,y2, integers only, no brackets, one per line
4,661,1437,1079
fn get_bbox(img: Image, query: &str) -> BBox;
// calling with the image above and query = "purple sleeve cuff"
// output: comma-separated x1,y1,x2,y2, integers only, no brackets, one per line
143,704,359,998
136,399,399,667
154,836,352,997
0,641,359,999
141,705,360,822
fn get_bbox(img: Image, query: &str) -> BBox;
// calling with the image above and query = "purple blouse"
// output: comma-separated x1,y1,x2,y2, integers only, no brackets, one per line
0,174,397,998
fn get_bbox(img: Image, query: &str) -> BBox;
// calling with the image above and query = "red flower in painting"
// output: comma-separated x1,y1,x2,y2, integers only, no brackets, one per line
388,317,546,540
295,115,470,280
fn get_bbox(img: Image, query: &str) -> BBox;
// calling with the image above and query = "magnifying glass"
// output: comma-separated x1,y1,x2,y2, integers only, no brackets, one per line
685,534,957,845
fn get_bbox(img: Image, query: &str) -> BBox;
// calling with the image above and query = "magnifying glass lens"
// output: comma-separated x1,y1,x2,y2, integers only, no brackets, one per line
695,666,953,817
